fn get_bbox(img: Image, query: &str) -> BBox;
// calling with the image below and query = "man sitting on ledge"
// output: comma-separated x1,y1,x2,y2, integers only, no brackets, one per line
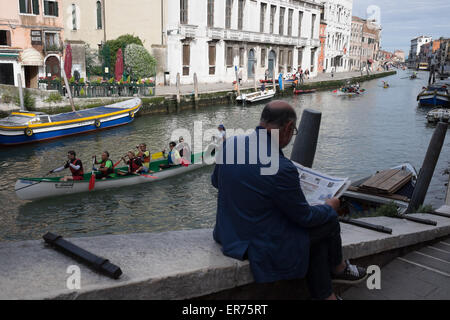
211,100,367,300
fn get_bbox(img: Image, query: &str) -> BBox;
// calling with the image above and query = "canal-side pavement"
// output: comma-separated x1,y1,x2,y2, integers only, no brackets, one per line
153,70,394,96
1,213,449,300
342,236,450,300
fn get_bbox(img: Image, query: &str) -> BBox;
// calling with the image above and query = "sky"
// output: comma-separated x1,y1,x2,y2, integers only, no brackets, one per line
352,0,450,54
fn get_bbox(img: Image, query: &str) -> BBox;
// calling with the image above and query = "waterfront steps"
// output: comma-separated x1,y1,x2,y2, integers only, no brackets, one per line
1,213,450,300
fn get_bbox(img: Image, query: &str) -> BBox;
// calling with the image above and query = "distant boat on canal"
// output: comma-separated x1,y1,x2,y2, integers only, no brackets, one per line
0,98,141,146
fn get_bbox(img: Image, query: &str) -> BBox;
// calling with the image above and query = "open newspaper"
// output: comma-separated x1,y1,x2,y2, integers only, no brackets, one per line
292,161,351,206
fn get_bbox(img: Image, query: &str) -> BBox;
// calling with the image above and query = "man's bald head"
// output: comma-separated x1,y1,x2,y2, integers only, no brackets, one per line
260,100,297,128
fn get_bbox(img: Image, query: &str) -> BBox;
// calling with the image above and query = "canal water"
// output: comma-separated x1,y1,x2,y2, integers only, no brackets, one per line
0,70,449,242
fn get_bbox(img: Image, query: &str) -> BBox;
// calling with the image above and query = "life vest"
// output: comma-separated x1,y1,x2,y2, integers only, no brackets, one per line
69,159,84,177
137,151,150,164
100,159,114,174
129,158,141,173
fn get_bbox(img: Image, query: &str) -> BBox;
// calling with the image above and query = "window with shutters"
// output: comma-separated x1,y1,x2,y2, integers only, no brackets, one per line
44,0,59,17
310,48,316,72
298,11,303,37
96,1,103,29
270,5,276,34
226,46,233,67
287,9,293,36
180,0,188,24
225,0,232,29
19,0,39,15
238,0,244,30
0,30,11,46
287,50,292,72
260,3,266,33
279,7,285,36
208,44,216,74
298,48,303,69
311,14,316,38
207,0,214,27
71,4,77,30
182,43,190,76
239,48,244,67
261,48,266,67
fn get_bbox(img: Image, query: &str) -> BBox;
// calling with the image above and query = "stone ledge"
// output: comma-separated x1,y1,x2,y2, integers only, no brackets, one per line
0,213,450,300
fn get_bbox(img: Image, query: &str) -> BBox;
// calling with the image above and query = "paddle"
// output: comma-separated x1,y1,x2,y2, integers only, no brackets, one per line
140,174,158,179
113,155,127,169
88,158,96,191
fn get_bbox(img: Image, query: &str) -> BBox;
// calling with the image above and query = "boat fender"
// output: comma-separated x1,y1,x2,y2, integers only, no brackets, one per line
24,128,33,137
129,111,135,119
94,119,101,128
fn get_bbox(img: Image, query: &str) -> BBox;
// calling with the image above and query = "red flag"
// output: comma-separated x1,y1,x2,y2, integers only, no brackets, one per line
64,44,72,79
115,48,124,81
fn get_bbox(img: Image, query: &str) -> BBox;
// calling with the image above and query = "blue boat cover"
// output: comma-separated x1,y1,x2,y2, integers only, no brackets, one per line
51,106,130,122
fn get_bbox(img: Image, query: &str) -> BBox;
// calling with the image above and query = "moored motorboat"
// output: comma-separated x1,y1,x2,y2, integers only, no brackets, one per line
341,163,418,215
0,98,141,146
236,89,275,103
15,146,217,201
426,108,450,123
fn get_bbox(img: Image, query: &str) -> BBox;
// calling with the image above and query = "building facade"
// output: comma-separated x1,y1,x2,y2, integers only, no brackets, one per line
349,16,381,72
408,35,431,67
61,0,166,83
393,50,405,63
318,16,327,73
0,0,64,88
321,0,352,73
166,0,323,85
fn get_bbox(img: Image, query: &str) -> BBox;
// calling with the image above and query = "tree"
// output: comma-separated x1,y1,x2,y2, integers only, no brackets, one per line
85,44,102,77
105,34,143,75
124,44,157,79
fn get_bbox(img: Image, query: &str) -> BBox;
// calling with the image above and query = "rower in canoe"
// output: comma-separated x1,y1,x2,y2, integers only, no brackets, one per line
159,141,181,170
135,143,151,173
117,151,145,176
93,151,114,180
49,150,84,182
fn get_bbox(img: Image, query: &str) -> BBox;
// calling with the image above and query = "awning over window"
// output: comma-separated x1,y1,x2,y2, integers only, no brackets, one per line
20,48,43,66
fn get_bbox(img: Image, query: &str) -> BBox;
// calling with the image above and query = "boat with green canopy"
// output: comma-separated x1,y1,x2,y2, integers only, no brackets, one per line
15,146,217,201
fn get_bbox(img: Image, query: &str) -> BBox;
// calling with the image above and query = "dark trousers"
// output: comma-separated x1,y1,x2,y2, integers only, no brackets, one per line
306,217,343,300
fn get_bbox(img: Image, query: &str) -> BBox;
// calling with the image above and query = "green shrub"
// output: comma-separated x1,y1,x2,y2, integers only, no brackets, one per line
14,90,35,109
374,202,399,217
124,43,157,78
105,34,143,75
44,92,63,103
1,93,13,104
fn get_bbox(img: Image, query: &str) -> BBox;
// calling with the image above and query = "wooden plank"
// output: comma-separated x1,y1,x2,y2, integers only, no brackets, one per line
361,169,399,189
360,169,412,194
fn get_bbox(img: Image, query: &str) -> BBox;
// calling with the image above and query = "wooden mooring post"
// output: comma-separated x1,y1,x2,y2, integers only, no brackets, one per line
234,66,241,97
193,73,199,109
16,74,24,111
291,109,322,168
62,70,76,112
407,121,448,213
176,72,181,110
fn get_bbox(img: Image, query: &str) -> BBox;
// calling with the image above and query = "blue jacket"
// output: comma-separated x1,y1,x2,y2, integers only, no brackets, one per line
212,127,337,283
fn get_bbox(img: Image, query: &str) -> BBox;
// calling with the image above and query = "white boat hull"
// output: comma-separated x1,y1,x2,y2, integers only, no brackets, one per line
236,89,275,103
15,155,216,201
